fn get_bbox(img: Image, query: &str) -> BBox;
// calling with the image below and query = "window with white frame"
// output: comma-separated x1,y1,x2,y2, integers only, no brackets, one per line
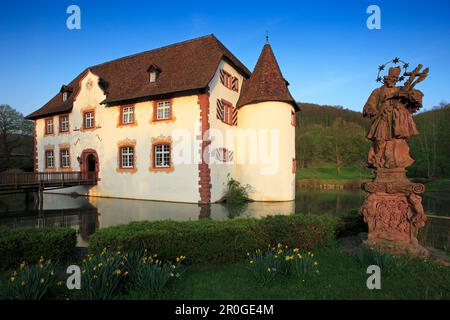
62,92,68,102
156,101,171,120
149,71,157,83
154,144,170,168
60,115,69,132
120,147,134,168
84,111,94,129
45,118,54,134
45,150,54,168
122,106,134,124
60,149,70,168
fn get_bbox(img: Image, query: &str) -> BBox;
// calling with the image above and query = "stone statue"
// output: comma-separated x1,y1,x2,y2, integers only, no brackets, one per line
360,59,429,257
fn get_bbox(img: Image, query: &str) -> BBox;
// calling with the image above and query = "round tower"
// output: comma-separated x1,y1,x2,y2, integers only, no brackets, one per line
236,42,299,201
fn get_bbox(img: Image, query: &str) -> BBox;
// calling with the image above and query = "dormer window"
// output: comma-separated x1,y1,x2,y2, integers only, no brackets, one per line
149,71,157,83
147,64,161,83
60,85,73,102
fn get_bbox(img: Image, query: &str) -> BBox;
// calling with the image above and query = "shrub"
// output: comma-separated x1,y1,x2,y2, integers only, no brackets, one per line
1,257,58,300
222,175,251,205
89,214,338,264
0,226,77,270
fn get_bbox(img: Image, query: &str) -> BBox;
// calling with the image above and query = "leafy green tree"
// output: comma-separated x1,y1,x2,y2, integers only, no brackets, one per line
0,104,33,170
410,102,450,179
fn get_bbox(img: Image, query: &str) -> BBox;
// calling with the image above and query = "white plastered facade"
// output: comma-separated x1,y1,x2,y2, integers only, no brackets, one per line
36,61,296,203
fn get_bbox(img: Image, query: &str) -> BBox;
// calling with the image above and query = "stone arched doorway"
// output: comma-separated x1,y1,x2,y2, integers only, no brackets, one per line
80,149,99,181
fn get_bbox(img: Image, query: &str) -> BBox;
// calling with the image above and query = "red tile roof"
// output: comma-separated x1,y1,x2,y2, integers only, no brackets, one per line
237,43,299,111
26,35,251,120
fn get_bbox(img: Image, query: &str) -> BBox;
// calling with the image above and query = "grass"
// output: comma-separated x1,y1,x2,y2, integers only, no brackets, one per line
123,245,449,300
296,165,372,184
1,245,448,300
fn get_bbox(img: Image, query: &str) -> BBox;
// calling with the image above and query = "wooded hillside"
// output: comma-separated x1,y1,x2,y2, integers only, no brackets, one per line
296,102,450,180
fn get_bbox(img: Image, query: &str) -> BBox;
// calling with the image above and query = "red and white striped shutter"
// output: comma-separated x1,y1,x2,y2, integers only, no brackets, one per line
232,77,238,92
216,99,224,121
232,107,238,126
219,69,225,85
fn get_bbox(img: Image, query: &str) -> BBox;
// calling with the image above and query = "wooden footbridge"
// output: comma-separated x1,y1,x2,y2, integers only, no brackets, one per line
0,171,97,191
0,171,97,209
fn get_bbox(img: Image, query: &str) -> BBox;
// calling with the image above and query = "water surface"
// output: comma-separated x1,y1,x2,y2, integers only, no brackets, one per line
0,189,448,251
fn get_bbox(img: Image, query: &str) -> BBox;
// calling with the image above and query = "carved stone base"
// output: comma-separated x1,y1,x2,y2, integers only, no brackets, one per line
363,239,429,257
360,168,428,258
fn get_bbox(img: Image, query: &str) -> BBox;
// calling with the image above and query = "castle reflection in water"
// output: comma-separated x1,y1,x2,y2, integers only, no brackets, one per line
0,190,447,251
0,192,294,247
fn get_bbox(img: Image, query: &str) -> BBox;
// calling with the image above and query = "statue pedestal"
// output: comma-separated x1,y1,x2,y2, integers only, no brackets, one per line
360,168,429,257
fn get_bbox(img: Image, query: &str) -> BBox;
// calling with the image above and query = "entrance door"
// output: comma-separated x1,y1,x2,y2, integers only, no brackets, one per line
81,149,99,182
87,154,96,173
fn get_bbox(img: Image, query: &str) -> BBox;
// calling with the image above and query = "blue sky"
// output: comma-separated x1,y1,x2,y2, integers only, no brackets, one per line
0,0,449,116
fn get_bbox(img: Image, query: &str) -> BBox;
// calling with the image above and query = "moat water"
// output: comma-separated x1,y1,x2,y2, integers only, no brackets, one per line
0,189,448,251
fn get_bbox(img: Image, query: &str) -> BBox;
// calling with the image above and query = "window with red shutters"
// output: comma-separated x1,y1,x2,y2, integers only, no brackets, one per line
220,69,239,92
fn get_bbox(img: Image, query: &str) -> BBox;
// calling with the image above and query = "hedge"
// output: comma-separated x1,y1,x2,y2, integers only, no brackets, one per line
0,226,77,270
89,214,338,264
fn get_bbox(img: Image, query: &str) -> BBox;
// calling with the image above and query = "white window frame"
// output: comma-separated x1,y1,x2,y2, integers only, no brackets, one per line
149,71,157,83
121,147,134,169
122,106,134,124
60,149,70,168
154,144,170,168
156,101,171,120
62,92,68,102
60,115,69,132
46,150,54,168
46,119,54,134
84,111,94,129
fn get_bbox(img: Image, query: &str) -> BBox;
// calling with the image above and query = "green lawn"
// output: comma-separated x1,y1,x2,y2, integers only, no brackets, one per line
2,245,448,300
125,246,449,300
297,165,372,184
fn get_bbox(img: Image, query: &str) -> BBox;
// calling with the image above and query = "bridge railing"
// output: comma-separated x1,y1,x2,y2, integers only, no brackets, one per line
0,171,97,189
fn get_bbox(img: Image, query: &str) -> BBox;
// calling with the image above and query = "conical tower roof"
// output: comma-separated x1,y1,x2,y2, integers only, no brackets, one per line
237,43,299,111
